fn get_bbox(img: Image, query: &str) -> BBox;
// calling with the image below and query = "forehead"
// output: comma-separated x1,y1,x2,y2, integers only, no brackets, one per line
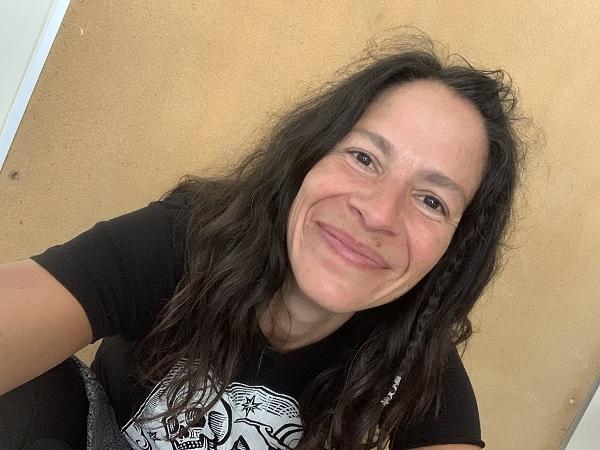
352,80,488,201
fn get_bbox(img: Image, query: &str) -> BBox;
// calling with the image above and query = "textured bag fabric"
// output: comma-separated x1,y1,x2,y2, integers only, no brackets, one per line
71,357,131,450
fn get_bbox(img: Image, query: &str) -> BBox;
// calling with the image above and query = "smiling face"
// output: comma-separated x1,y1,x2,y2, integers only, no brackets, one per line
285,80,488,316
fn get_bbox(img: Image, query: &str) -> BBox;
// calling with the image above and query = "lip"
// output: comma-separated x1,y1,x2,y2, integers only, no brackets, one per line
317,222,390,269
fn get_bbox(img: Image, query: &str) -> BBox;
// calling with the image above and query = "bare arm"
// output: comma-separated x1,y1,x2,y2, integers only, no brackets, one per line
0,258,92,395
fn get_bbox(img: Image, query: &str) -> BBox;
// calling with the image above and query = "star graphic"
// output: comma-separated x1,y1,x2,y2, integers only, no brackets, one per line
241,395,263,417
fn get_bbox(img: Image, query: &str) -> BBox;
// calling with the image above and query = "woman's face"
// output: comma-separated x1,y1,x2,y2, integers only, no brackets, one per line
286,80,488,315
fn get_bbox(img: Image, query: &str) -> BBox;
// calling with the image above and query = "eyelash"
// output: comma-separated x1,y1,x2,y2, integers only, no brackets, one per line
421,195,448,217
349,150,377,172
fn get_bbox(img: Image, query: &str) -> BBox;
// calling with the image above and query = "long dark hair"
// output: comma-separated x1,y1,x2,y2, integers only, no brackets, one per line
138,35,523,449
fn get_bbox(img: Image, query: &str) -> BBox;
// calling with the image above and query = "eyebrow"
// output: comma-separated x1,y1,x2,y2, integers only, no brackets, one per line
354,127,394,158
421,170,468,204
354,127,468,204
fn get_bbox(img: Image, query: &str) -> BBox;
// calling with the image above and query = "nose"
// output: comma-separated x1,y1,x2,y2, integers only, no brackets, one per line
347,182,405,234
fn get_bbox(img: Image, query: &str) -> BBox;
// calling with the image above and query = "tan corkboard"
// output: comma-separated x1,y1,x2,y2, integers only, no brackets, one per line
1,1,599,448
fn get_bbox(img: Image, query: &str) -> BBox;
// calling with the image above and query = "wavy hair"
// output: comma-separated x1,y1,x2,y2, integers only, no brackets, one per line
138,35,524,449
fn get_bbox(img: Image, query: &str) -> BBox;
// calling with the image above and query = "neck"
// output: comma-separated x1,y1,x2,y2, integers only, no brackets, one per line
259,278,353,352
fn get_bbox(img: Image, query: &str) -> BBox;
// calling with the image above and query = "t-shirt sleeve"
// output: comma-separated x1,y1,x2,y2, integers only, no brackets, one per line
30,193,189,341
389,348,485,449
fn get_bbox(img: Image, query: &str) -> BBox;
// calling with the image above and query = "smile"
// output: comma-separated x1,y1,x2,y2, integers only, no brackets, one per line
318,222,389,270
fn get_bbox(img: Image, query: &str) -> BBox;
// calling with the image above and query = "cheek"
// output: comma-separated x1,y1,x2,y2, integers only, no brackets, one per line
408,223,454,274
286,179,321,257
287,163,350,234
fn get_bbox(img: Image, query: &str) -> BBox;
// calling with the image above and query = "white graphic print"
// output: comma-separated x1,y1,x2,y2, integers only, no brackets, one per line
122,362,303,450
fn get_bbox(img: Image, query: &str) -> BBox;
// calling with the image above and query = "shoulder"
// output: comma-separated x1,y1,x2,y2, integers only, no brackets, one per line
30,192,193,339
441,347,480,418
389,347,485,449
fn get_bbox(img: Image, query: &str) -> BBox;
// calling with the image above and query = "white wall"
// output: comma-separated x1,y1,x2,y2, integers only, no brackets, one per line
563,376,600,449
0,0,69,172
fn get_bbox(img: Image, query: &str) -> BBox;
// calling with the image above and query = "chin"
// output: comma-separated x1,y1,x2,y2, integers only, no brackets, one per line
302,282,372,315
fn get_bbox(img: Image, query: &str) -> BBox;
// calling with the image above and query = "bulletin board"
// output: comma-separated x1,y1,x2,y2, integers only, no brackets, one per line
2,2,599,449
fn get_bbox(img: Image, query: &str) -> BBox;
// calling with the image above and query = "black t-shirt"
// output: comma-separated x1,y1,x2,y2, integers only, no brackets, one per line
31,194,485,449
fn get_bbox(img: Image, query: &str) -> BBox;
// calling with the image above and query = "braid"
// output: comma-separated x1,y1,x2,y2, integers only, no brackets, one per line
381,207,490,411
384,260,457,393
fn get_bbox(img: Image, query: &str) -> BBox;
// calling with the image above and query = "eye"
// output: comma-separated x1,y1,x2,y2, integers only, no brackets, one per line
349,150,377,172
421,195,448,216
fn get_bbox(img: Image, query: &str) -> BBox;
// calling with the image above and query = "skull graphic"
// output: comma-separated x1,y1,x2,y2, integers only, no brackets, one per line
163,398,232,449
123,363,303,450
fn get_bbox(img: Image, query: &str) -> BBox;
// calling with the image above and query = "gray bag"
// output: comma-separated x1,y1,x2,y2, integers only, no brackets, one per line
71,357,131,450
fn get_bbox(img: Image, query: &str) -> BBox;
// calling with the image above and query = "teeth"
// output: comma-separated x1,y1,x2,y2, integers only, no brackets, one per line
175,440,205,450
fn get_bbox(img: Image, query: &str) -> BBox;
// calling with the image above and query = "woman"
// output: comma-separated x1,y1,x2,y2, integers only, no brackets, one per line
0,37,522,449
